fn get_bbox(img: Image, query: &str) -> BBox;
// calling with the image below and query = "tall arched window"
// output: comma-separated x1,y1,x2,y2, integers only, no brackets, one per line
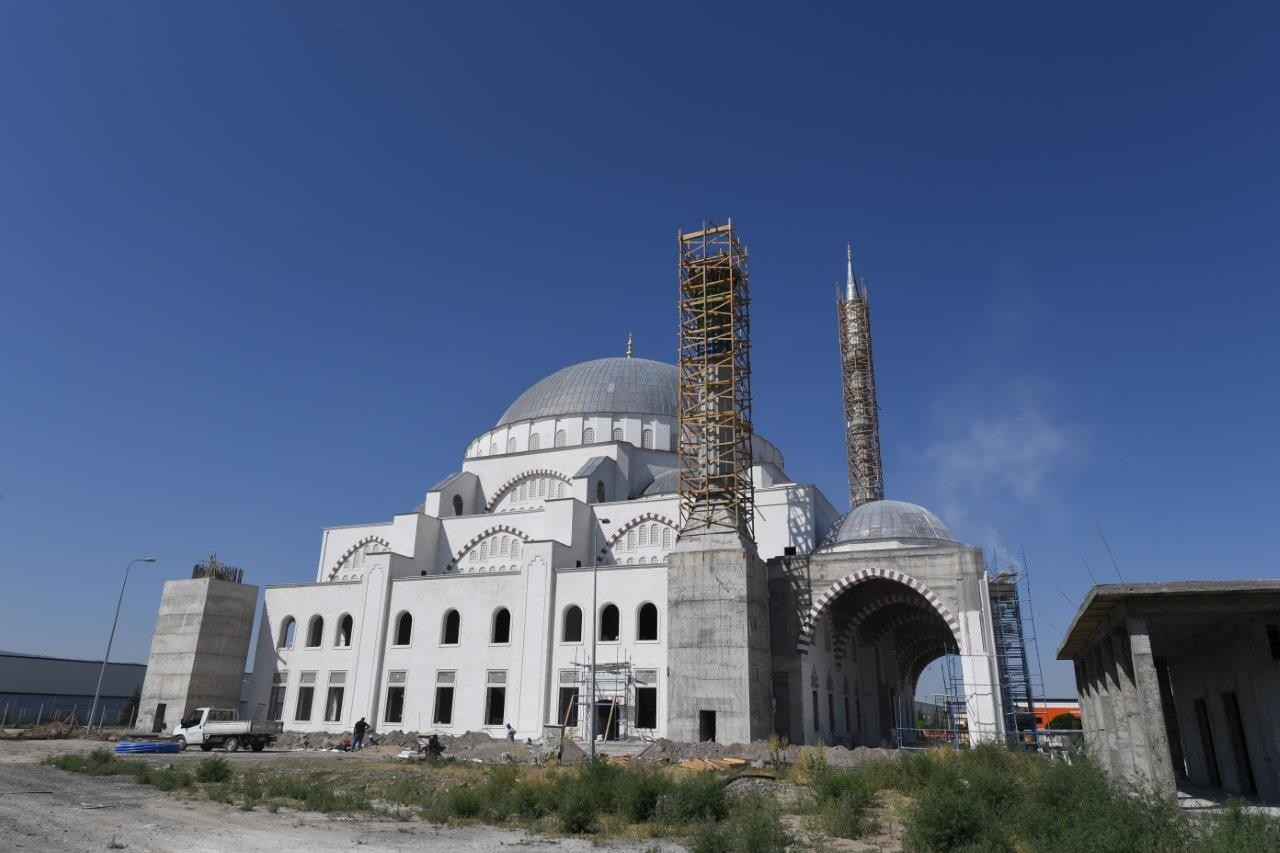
554,429,567,447
335,614,353,648
452,494,463,516
596,481,606,503
612,427,624,442
490,442,497,455
662,527,673,549
506,437,517,453
599,604,620,642
306,615,324,648
278,617,296,649
529,434,541,450
393,612,413,646
563,605,582,642
642,429,654,449
491,608,511,643
637,602,658,641
441,609,461,645
582,427,595,444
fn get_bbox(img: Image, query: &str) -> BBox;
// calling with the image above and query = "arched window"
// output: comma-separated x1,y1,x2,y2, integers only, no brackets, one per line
452,494,463,516
583,427,595,444
599,604,620,642
490,442,497,455
529,434,541,450
492,608,511,644
393,612,413,646
306,615,324,648
612,426,624,442
506,437,517,453
335,614,353,648
662,527,673,549
563,605,583,642
441,609,460,645
596,481,606,503
637,602,658,641
642,429,654,449
554,429,566,447
278,617,296,649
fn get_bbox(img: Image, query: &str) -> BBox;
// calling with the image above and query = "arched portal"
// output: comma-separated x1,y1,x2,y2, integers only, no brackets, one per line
799,570,961,747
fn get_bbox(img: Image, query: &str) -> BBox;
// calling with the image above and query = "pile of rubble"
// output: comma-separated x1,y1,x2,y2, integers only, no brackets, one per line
635,737,897,768
0,721,77,740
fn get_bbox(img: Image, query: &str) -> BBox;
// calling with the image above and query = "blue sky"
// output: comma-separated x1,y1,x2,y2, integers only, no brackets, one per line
1,4,1276,698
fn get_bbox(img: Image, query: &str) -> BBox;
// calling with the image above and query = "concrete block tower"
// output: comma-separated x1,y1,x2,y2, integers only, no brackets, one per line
136,556,258,732
667,221,773,743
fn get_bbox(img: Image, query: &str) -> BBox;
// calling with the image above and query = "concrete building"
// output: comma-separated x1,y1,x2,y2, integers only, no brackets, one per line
0,651,145,726
137,573,258,733
1058,581,1280,802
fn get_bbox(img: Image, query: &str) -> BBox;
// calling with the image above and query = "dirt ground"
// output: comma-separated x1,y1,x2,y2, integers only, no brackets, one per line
0,739,684,852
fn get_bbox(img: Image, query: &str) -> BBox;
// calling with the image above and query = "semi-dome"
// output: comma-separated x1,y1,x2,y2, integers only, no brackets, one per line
498,357,677,427
642,469,680,496
821,499,957,547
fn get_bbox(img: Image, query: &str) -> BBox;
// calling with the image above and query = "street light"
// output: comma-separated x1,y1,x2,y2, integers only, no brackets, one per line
589,518,610,761
88,557,156,733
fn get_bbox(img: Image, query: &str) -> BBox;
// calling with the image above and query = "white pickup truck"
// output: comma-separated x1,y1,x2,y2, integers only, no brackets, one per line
172,707,283,752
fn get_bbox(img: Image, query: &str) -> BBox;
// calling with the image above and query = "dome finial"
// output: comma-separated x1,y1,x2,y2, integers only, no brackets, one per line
845,243,857,300
625,330,633,358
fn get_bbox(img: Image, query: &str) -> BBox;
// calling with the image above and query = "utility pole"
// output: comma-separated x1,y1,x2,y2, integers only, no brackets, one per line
88,557,155,733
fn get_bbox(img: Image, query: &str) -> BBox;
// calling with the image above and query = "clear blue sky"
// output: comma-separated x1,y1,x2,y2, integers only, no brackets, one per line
1,4,1276,698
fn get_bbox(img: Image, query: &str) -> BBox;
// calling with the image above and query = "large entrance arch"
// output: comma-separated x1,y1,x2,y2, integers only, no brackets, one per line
797,569,964,747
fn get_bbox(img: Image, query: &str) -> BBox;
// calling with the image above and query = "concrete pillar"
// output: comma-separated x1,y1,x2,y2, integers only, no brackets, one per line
666,532,773,743
349,563,392,725
1124,614,1178,799
1098,636,1135,780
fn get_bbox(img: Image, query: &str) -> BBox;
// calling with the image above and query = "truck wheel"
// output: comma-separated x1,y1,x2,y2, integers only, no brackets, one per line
251,741,265,752
173,735,187,752
225,737,241,752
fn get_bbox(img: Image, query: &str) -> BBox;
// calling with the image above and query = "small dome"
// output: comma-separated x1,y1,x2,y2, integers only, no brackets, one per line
821,500,957,547
642,469,680,496
497,357,677,427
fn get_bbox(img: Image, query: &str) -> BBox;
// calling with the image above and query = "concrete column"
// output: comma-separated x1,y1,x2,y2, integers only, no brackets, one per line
1099,636,1135,781
666,532,773,743
349,563,392,725
1124,614,1178,799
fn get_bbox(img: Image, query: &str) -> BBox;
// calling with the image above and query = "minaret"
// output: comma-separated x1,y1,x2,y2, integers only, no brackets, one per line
837,244,884,509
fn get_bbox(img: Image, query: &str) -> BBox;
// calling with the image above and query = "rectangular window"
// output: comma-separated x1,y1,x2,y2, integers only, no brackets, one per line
433,687,454,725
812,690,820,732
636,687,657,729
324,687,344,722
1267,624,1280,661
558,687,579,727
486,687,506,726
844,696,851,734
828,693,836,736
295,687,314,721
385,687,405,724
269,671,288,721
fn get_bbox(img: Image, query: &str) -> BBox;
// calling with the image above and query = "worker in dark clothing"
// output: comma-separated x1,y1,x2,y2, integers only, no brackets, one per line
352,717,369,751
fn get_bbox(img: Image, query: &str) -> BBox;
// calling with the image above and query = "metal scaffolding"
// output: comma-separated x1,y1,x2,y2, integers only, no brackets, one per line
837,246,884,509
988,551,1045,747
676,220,754,539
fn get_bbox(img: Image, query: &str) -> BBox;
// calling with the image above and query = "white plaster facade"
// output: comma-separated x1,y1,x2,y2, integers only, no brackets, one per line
246,356,1004,745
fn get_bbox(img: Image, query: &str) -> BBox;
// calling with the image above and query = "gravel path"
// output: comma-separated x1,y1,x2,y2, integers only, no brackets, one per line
0,740,681,852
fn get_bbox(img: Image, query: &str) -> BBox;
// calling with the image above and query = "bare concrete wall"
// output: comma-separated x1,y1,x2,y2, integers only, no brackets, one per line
137,577,258,731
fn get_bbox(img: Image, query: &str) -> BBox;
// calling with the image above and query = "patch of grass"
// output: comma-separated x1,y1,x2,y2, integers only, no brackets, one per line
557,785,597,834
444,785,485,820
195,757,232,783
655,773,728,824
809,768,877,839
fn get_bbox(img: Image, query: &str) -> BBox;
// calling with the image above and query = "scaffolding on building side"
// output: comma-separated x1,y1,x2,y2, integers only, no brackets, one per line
988,549,1046,748
836,245,884,510
676,220,754,539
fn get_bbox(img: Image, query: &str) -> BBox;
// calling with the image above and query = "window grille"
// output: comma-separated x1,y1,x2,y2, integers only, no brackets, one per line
273,671,287,685
487,670,507,685
555,430,566,447
612,427,624,441
436,670,456,685
583,427,595,443
389,670,407,684
506,437,516,453
642,429,654,449
529,434,541,450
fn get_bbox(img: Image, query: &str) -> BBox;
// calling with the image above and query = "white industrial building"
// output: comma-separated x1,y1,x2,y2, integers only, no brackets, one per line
246,354,1005,745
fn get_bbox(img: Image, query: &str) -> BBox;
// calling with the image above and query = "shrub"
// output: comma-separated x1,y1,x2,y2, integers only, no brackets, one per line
904,769,999,853
445,785,485,820
765,734,788,774
794,745,827,782
689,795,788,853
195,757,232,783
240,774,263,804
656,773,727,824
1046,712,1080,731
613,768,669,823
147,767,192,792
811,770,876,839
1197,799,1280,852
510,779,553,820
558,786,597,834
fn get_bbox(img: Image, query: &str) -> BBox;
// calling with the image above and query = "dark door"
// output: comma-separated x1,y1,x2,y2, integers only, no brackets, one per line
698,710,716,743
153,703,167,734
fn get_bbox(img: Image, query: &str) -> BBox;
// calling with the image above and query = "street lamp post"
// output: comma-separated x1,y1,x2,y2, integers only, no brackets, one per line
589,518,610,761
88,557,156,733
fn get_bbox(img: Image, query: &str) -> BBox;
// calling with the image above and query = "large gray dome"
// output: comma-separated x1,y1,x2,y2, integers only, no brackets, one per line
498,357,677,427
821,500,957,547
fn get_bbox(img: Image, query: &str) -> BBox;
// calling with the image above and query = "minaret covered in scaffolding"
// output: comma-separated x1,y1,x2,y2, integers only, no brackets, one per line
837,245,884,509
